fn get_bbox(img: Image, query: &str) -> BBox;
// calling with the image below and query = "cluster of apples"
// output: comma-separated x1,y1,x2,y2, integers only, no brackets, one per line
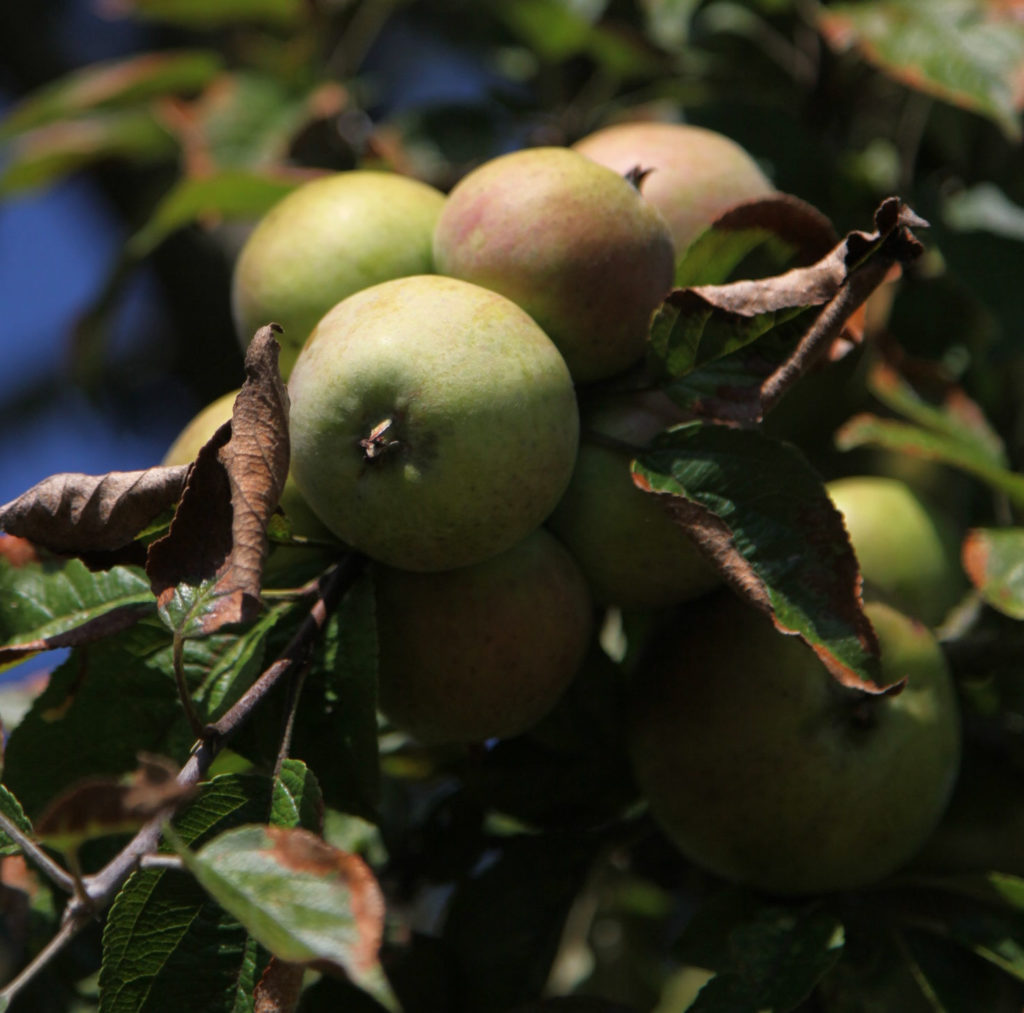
166,122,963,897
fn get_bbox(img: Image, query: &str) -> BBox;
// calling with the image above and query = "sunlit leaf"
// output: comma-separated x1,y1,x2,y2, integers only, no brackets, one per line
819,0,1024,140
0,111,176,194
835,415,1024,508
962,528,1024,620
171,823,398,1010
0,50,221,140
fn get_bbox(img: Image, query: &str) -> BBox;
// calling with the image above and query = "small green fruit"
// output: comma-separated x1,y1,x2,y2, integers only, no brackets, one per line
827,475,966,626
287,275,579,572
547,392,719,608
231,171,445,377
628,594,961,895
374,528,593,744
433,147,674,384
572,121,774,255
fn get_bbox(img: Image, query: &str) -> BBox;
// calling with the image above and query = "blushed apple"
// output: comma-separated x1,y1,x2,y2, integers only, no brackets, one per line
287,275,579,572
572,121,774,255
628,593,961,895
433,147,674,384
374,528,593,744
231,170,445,377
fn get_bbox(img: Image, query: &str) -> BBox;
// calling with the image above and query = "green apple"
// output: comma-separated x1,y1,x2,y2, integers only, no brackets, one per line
374,528,593,744
572,121,774,255
287,274,579,572
627,594,961,895
231,170,445,377
433,147,674,384
162,390,340,582
827,476,966,626
547,392,719,609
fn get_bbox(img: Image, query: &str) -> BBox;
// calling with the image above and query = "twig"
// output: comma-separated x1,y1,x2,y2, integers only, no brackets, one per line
0,907,90,1009
173,630,205,738
760,251,896,414
2,554,365,995
273,664,310,783
0,810,76,895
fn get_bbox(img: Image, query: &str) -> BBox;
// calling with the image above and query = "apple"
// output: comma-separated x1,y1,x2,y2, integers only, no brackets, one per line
287,274,579,572
827,476,966,626
571,121,774,255
231,170,446,377
162,390,340,582
373,528,593,744
546,391,720,609
627,593,961,895
432,146,674,384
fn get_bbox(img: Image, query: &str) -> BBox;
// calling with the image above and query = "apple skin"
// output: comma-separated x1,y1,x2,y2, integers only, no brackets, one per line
373,528,593,744
287,275,579,572
627,594,961,895
572,122,774,255
827,476,966,627
231,171,445,377
546,392,720,609
433,147,674,384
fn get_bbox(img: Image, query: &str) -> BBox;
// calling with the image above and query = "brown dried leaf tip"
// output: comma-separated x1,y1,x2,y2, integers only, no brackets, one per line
147,325,292,631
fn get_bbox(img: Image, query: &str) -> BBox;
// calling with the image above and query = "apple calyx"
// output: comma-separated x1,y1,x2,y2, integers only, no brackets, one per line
360,418,401,462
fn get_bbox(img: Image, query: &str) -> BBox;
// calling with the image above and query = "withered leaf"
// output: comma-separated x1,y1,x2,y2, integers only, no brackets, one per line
147,324,290,633
652,197,927,425
35,753,191,853
0,466,189,556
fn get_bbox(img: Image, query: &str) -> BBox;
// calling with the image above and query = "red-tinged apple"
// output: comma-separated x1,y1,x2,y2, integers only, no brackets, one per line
287,275,579,572
572,121,774,255
628,594,961,895
374,528,593,744
232,170,445,377
433,146,674,384
827,475,967,627
547,392,720,609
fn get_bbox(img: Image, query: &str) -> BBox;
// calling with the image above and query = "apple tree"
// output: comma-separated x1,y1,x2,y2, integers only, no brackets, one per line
1,2,1024,1011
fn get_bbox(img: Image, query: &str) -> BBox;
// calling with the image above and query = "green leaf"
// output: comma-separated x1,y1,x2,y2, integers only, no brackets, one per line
271,758,324,833
0,558,154,671
111,0,306,28
943,182,1024,242
962,528,1024,620
689,905,845,1013
1,619,247,816
866,359,1007,467
286,575,380,819
0,111,176,195
193,603,295,722
0,50,221,140
819,0,1024,140
633,422,884,690
170,823,398,1010
157,580,242,641
126,170,302,260
99,772,277,1013
835,415,1024,508
0,784,34,856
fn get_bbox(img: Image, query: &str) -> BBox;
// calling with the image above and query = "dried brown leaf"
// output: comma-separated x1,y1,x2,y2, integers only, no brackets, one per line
0,467,188,556
147,325,290,632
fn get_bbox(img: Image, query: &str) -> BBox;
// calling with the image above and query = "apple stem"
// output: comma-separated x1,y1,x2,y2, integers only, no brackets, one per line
624,164,655,192
360,417,401,461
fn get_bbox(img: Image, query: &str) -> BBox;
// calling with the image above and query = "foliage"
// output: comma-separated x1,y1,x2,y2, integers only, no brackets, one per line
1,1,1023,1012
